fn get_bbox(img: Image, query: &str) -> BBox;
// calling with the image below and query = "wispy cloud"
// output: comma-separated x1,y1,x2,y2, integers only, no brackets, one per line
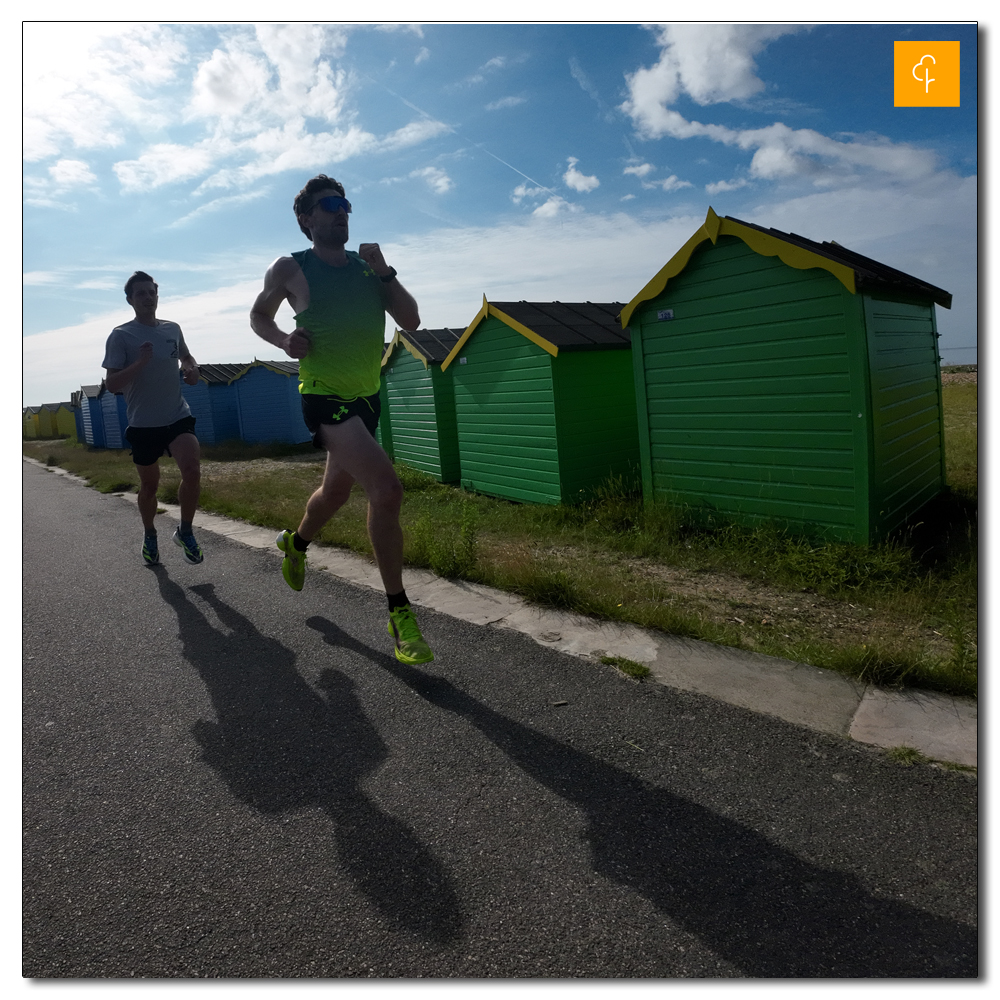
415,47,430,65
410,166,454,194
167,189,272,229
623,162,654,178
485,96,526,111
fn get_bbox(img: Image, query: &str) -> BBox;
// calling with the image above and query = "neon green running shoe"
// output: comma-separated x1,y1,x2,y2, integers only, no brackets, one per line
276,529,306,591
388,604,434,664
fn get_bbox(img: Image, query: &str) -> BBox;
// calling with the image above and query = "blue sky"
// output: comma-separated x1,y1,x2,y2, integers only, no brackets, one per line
22,21,978,406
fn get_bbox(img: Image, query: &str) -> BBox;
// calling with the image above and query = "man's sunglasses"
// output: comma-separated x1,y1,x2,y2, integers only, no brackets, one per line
309,195,352,214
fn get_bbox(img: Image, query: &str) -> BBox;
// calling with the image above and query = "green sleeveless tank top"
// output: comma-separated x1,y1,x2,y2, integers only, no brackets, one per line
291,249,386,400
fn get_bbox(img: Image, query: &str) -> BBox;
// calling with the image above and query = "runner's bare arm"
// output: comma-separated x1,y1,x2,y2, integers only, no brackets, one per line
179,347,200,386
249,257,312,359
358,243,420,331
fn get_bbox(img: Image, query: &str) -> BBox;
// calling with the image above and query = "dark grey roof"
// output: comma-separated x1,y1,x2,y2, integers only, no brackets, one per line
490,301,631,350
725,215,952,309
80,385,101,398
197,360,300,384
41,402,74,411
394,328,463,364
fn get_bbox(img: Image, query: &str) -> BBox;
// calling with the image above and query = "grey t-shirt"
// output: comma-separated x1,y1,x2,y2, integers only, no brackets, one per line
102,318,193,428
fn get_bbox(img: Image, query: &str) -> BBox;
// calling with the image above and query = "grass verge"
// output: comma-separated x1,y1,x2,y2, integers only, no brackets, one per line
25,382,976,698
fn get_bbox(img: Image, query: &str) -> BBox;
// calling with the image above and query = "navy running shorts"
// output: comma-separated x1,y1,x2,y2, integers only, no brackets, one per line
125,415,197,466
301,391,381,449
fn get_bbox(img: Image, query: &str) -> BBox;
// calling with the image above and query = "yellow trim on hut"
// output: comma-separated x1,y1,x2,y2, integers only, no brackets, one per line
619,206,858,328
441,296,559,371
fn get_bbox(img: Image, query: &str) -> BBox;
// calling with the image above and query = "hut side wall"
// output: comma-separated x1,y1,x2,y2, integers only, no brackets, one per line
634,236,862,540
384,351,445,478
375,376,393,458
181,381,217,445
209,383,241,443
81,397,103,447
431,365,460,483
552,349,641,500
453,317,559,504
100,392,125,449
863,294,945,538
236,366,311,444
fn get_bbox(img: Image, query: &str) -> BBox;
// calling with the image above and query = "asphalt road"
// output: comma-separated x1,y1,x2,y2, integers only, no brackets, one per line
22,461,978,978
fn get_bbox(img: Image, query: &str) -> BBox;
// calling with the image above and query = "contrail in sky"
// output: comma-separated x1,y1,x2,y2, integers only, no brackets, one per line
367,76,557,196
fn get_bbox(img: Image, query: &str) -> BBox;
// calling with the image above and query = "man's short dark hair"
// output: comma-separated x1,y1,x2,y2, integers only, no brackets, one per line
125,271,157,301
293,174,346,239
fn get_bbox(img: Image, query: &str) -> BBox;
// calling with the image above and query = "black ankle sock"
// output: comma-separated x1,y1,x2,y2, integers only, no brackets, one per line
387,590,409,613
145,527,157,538
292,532,310,552
180,520,193,535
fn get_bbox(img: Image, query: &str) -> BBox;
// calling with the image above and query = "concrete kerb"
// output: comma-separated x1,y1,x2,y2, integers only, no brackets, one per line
26,457,977,769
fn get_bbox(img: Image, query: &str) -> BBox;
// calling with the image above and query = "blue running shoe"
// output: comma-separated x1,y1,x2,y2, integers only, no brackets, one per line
141,533,159,566
173,527,204,564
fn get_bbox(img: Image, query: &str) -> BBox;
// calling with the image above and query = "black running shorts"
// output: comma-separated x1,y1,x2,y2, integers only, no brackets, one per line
125,415,197,467
300,392,381,449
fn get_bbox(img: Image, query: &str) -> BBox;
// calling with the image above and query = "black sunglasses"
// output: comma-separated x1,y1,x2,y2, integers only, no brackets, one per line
310,195,352,214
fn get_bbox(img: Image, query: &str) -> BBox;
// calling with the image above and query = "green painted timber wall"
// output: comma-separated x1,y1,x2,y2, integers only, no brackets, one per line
454,316,560,504
863,294,946,538
375,376,393,458
382,348,460,482
630,235,944,543
552,348,641,499
452,315,640,504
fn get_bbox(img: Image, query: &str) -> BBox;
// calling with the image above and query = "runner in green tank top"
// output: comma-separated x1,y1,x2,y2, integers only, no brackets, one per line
250,174,434,665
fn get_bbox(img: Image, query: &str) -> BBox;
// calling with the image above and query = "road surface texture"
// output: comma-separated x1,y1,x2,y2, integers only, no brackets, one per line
23,461,977,978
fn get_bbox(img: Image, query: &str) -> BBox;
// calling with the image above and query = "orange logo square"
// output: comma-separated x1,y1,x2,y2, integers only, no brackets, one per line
894,41,960,106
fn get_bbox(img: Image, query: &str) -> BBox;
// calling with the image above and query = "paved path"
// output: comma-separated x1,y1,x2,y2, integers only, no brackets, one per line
22,460,978,977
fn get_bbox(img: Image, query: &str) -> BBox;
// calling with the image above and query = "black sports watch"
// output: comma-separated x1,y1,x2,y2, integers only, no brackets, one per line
379,267,398,283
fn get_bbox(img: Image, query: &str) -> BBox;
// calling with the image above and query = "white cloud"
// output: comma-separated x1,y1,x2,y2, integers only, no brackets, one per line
23,272,58,286
486,96,526,111
644,175,693,193
415,47,431,65
511,183,548,204
620,24,939,190
563,157,599,193
167,189,272,229
706,178,750,195
379,118,451,151
533,196,579,218
114,142,220,192
410,167,454,194
48,159,98,187
624,163,654,178
23,23,187,161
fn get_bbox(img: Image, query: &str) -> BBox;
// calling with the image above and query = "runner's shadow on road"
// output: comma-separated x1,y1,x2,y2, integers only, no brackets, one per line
152,571,464,945
307,614,976,978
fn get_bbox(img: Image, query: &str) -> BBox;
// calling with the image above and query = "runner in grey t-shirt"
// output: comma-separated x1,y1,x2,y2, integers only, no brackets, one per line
103,271,205,567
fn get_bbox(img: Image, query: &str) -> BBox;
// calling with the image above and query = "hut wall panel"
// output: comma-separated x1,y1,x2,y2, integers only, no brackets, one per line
181,381,216,445
552,348,641,499
80,398,99,446
375,376,393,458
384,352,444,478
209,383,241,443
100,393,125,449
430,365,460,483
864,295,945,535
235,367,311,444
636,237,858,538
453,318,559,504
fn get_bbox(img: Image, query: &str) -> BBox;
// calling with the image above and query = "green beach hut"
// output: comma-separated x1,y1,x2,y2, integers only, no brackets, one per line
620,207,953,544
380,328,462,482
441,298,640,505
